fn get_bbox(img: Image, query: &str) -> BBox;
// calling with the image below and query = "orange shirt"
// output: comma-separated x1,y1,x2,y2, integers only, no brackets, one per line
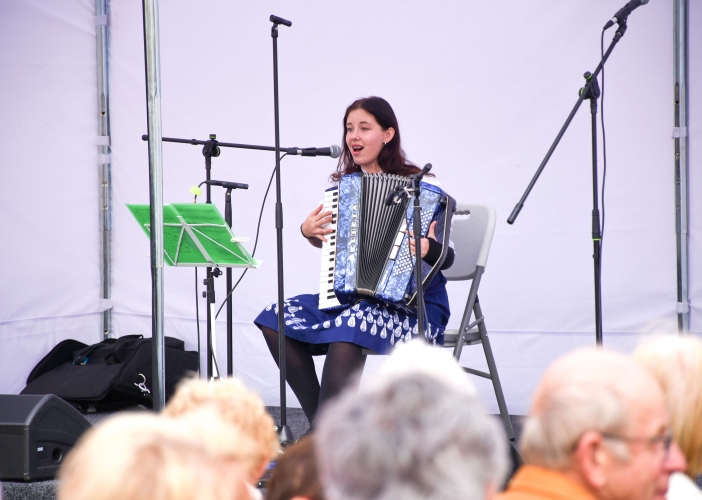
498,465,598,500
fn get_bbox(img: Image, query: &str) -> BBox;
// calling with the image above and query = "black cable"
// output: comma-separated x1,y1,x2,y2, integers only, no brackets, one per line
215,157,282,319
600,29,608,244
195,268,201,376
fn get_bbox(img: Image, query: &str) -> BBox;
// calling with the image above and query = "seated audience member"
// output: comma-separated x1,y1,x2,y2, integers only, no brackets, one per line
376,340,523,481
265,436,324,500
499,348,687,500
164,377,279,493
634,335,702,499
315,342,508,500
58,409,253,500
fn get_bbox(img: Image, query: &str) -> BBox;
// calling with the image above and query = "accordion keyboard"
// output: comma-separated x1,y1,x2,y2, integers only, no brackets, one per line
318,187,341,310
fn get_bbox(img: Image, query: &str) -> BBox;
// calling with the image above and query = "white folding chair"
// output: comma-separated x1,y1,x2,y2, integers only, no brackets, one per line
442,203,515,440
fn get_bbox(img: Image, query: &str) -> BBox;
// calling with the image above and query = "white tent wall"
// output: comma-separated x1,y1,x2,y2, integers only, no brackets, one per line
0,0,102,394
0,1,698,415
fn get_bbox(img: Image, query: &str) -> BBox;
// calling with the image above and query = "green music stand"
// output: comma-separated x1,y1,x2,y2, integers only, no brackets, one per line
128,203,259,379
127,203,259,268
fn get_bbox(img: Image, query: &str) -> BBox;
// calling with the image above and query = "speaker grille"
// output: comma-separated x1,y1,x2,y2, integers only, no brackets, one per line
0,395,45,425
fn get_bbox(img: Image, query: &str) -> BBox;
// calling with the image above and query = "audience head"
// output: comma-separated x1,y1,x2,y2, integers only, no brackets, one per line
58,409,253,500
520,347,686,500
315,342,508,500
164,377,279,483
375,339,477,396
634,334,702,478
265,436,324,500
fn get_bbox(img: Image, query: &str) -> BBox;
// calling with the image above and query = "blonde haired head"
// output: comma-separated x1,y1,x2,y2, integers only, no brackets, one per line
164,377,278,481
58,409,253,500
634,334,702,477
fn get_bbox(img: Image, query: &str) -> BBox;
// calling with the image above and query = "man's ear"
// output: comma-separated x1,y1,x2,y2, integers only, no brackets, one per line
573,431,610,491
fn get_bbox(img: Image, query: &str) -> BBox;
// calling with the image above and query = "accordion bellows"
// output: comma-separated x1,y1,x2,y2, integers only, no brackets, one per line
319,172,455,311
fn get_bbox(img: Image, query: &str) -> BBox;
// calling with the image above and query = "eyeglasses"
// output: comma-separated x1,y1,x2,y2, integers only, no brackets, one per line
602,431,674,458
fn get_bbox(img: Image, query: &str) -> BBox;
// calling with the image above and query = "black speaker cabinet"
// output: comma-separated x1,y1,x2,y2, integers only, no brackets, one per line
0,394,91,481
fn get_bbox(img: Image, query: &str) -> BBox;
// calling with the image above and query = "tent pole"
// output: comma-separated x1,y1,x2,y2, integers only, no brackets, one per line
95,0,112,340
142,0,166,409
673,0,690,333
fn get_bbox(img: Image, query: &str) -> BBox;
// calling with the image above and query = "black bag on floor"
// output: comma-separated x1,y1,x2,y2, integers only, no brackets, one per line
21,335,199,411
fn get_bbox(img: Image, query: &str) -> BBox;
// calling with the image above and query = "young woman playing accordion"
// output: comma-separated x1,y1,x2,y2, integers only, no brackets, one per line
255,96,455,426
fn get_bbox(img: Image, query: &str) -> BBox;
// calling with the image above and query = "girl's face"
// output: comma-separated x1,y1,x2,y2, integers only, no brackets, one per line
345,108,395,173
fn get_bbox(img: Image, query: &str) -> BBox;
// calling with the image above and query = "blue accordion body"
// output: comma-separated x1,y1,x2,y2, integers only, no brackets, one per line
330,172,454,310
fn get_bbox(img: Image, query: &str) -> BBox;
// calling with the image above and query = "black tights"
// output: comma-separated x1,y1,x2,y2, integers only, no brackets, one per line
258,325,367,426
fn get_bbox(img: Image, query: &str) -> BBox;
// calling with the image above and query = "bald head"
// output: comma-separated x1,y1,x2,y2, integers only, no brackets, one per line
522,348,666,469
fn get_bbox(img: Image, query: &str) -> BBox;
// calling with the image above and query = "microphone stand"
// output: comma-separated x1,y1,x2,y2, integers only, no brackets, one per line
141,134,309,154
202,136,221,380
224,188,234,376
410,164,432,340
141,131,324,380
270,14,294,447
507,23,629,346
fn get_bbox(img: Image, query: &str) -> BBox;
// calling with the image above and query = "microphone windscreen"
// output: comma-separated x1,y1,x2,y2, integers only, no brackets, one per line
330,144,342,159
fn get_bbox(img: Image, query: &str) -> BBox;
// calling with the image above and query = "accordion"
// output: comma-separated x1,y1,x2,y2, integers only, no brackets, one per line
318,172,455,311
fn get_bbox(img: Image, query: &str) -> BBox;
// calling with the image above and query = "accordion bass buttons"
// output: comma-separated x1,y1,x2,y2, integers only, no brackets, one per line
319,188,342,310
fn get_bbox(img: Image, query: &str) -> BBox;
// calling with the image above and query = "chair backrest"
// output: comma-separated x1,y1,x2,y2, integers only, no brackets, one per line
442,203,496,281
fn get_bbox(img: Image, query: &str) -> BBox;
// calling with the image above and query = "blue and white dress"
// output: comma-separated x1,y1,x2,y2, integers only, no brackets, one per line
254,273,450,355
254,175,452,355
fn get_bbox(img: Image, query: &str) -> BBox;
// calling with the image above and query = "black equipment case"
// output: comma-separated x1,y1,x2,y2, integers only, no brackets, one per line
21,335,198,411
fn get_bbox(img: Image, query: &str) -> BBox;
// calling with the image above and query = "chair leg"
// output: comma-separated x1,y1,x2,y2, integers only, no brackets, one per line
475,299,515,441
452,268,483,362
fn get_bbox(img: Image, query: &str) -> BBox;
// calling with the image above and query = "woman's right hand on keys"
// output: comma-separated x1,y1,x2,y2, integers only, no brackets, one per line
301,204,334,243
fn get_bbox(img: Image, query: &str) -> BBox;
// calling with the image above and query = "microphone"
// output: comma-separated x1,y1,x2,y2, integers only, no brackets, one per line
604,0,649,29
270,15,292,27
286,145,342,159
205,180,249,190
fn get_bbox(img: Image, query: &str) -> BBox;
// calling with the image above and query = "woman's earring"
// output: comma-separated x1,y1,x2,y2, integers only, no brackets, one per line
383,141,387,146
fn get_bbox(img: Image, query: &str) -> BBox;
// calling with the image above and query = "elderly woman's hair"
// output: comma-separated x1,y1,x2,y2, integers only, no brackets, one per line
265,436,324,500
520,349,639,469
57,409,253,500
315,371,508,500
164,376,279,479
634,334,702,477
376,341,477,396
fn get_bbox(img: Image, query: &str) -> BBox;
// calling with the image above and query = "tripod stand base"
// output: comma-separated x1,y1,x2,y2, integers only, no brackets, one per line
276,424,294,448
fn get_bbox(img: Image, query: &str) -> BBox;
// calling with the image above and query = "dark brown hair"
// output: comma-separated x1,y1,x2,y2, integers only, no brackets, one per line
330,96,421,182
265,436,324,500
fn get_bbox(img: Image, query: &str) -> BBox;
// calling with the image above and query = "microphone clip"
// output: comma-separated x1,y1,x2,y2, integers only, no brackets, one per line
385,185,410,206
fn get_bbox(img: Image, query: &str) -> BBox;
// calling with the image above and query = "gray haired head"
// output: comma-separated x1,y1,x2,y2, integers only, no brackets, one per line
315,372,508,500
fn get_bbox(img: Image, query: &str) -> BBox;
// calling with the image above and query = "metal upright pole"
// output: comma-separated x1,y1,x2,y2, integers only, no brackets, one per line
270,14,294,447
587,79,604,345
272,21,287,431
673,0,690,333
225,189,234,376
141,0,166,410
95,0,112,340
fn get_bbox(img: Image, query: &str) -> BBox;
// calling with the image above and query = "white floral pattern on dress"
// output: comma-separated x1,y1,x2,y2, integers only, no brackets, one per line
259,294,446,350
